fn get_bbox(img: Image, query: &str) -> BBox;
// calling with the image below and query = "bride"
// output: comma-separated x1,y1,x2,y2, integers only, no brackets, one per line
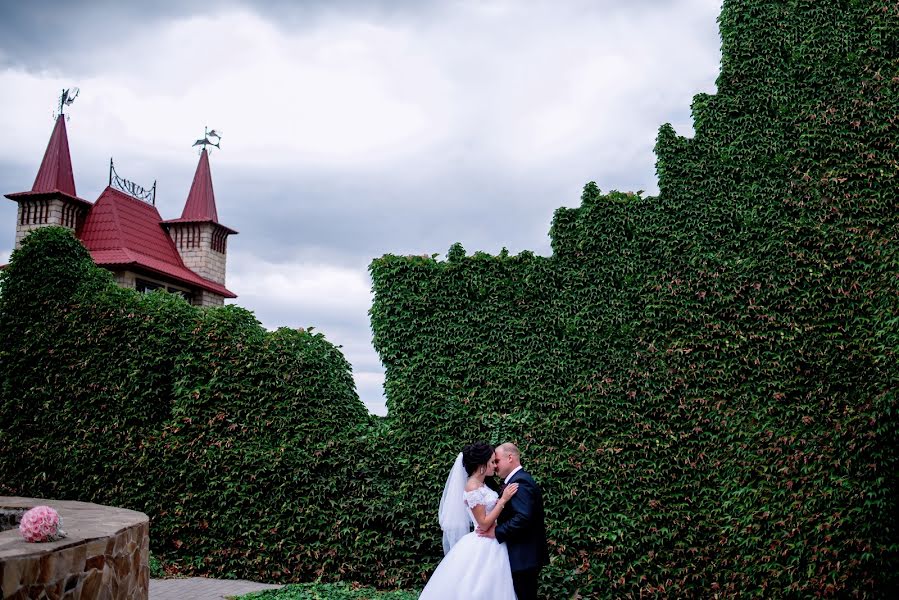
419,442,520,600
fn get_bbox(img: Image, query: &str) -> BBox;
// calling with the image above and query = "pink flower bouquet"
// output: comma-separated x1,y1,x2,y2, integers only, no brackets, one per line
18,506,66,543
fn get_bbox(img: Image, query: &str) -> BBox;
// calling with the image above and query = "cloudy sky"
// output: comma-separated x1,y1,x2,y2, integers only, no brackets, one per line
0,0,722,415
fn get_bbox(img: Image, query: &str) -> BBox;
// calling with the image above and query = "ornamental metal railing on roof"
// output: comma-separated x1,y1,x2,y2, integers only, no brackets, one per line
109,158,156,205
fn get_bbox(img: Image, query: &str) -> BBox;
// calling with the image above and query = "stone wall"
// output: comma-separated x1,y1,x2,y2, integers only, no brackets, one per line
14,198,86,248
0,497,149,600
168,222,228,285
112,271,137,289
193,289,226,307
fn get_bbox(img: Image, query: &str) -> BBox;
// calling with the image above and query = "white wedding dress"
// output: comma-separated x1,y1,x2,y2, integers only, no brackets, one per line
419,485,517,600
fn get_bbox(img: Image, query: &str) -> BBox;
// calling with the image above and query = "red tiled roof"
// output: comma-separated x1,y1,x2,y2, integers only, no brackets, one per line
33,115,77,196
80,187,235,298
182,148,218,221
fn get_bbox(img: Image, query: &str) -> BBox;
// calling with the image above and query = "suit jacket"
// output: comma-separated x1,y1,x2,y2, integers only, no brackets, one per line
495,468,550,572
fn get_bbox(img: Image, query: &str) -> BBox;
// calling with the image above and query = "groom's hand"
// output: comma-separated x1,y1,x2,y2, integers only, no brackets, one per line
476,524,496,539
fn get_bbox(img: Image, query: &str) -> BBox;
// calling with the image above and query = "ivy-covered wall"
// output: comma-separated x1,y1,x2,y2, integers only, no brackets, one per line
1,0,898,597
369,0,899,595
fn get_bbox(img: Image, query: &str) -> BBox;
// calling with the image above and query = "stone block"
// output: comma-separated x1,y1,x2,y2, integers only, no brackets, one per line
45,578,64,600
84,554,105,571
2,559,20,597
113,554,131,579
80,569,102,599
85,540,107,561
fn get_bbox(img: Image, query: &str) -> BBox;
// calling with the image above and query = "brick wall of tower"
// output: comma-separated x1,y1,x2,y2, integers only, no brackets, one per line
15,198,84,247
112,271,137,289
168,222,228,285
114,269,223,306
194,290,226,307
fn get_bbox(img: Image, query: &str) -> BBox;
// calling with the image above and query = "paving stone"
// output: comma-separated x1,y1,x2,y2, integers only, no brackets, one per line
149,577,281,600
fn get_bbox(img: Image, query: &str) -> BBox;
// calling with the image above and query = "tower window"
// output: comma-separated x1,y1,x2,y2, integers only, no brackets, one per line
135,279,163,293
136,278,194,303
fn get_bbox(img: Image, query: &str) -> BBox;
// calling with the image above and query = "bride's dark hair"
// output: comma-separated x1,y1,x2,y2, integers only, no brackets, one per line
462,442,495,476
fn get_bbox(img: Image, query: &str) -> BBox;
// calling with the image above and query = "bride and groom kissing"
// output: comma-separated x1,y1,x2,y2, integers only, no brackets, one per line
420,442,550,600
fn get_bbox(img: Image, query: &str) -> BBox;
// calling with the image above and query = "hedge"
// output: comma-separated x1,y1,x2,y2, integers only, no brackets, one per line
0,228,391,583
368,0,899,595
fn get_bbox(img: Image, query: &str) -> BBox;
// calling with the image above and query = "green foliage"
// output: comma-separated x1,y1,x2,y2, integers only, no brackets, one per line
0,227,377,584
368,0,899,596
0,226,111,323
155,310,375,581
237,582,419,600
148,552,165,579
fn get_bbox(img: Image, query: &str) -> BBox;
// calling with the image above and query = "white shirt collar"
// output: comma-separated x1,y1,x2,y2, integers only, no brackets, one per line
504,465,523,484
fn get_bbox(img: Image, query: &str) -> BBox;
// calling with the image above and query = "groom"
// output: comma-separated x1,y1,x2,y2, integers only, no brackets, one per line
478,443,549,600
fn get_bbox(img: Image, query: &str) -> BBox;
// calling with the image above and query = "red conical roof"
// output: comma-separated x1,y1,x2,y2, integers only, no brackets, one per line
162,148,237,234
32,114,76,196
181,148,218,221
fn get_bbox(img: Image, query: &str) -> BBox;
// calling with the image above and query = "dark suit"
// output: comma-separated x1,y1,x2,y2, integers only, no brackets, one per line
495,468,549,600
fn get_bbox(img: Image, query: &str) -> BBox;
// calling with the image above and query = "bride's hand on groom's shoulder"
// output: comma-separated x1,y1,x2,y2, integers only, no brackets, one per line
500,483,519,503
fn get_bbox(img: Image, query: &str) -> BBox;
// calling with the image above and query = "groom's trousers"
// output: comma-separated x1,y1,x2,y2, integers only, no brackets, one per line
511,567,540,600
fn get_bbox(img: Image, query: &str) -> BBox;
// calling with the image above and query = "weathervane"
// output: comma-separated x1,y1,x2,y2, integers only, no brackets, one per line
192,127,222,152
54,87,79,120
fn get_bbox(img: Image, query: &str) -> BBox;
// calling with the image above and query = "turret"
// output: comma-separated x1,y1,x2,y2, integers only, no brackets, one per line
162,147,237,306
5,113,91,247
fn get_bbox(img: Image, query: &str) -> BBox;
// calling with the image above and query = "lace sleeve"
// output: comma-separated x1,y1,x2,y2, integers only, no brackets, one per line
463,488,489,508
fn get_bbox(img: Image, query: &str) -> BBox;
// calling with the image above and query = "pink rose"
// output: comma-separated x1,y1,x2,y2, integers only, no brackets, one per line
19,506,65,543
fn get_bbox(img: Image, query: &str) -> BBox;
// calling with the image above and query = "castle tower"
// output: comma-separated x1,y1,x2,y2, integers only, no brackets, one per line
162,148,237,306
5,114,92,247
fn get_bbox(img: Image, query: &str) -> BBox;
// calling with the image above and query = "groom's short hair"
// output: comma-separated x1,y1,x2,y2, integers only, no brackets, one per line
498,443,520,457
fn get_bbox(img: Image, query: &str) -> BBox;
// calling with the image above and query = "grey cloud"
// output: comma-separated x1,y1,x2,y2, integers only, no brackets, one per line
216,153,661,269
0,0,432,71
1,0,722,74
0,161,28,254
0,1,199,70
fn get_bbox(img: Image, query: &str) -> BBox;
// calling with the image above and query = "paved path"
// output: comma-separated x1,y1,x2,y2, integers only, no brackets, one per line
150,577,282,600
